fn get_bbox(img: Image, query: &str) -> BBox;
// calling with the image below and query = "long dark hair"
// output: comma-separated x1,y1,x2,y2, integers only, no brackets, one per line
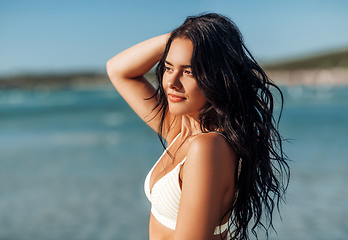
151,13,290,240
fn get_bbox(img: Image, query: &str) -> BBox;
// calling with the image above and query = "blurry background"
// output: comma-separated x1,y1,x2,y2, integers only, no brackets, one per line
1,0,347,239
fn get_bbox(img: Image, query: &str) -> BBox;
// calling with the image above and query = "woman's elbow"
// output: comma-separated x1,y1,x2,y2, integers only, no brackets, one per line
106,59,116,78
106,58,124,82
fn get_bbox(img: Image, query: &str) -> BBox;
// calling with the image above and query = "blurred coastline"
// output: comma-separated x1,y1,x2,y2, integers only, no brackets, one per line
1,48,348,89
263,48,348,86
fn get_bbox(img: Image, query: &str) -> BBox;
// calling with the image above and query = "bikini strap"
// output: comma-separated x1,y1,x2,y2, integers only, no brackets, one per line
167,132,181,149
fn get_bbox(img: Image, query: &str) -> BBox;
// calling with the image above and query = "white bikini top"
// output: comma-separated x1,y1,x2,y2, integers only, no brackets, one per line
144,133,229,235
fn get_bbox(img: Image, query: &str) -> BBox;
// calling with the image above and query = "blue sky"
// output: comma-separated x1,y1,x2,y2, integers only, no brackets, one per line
1,0,348,77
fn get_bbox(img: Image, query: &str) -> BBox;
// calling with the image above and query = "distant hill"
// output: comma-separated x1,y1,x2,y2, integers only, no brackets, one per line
1,48,348,89
0,73,110,89
0,72,156,89
263,48,348,70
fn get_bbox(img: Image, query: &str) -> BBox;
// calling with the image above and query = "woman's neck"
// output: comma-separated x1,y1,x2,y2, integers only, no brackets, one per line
180,115,202,139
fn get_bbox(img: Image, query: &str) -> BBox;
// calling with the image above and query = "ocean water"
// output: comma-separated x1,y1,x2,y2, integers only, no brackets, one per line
0,84,347,240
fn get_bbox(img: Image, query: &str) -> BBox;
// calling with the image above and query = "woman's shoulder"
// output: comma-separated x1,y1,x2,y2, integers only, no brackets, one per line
186,131,237,168
181,131,237,191
190,131,230,149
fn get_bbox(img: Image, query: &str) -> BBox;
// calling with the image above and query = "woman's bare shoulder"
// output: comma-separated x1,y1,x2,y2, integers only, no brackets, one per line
184,132,237,176
190,132,235,155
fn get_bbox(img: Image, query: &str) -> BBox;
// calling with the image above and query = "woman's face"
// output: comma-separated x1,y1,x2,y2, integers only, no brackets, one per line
163,37,207,118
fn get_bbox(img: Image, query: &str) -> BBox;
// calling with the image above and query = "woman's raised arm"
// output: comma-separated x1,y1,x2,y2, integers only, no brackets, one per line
106,34,170,132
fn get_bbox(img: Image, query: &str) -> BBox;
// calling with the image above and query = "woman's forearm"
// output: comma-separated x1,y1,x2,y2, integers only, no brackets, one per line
106,33,170,80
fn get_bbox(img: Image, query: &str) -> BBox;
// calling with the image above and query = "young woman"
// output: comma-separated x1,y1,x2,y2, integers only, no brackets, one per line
107,13,289,240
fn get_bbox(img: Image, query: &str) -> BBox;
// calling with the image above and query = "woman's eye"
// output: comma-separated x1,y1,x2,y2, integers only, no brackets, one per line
165,66,173,72
184,70,193,75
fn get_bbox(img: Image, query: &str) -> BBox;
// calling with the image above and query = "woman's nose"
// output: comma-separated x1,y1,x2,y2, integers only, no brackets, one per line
167,73,182,90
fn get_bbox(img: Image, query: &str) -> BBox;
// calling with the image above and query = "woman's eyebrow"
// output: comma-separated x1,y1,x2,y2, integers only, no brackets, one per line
164,60,173,66
165,60,191,69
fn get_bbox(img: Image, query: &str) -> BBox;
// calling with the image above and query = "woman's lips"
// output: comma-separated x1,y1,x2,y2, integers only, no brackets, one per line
168,93,186,103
